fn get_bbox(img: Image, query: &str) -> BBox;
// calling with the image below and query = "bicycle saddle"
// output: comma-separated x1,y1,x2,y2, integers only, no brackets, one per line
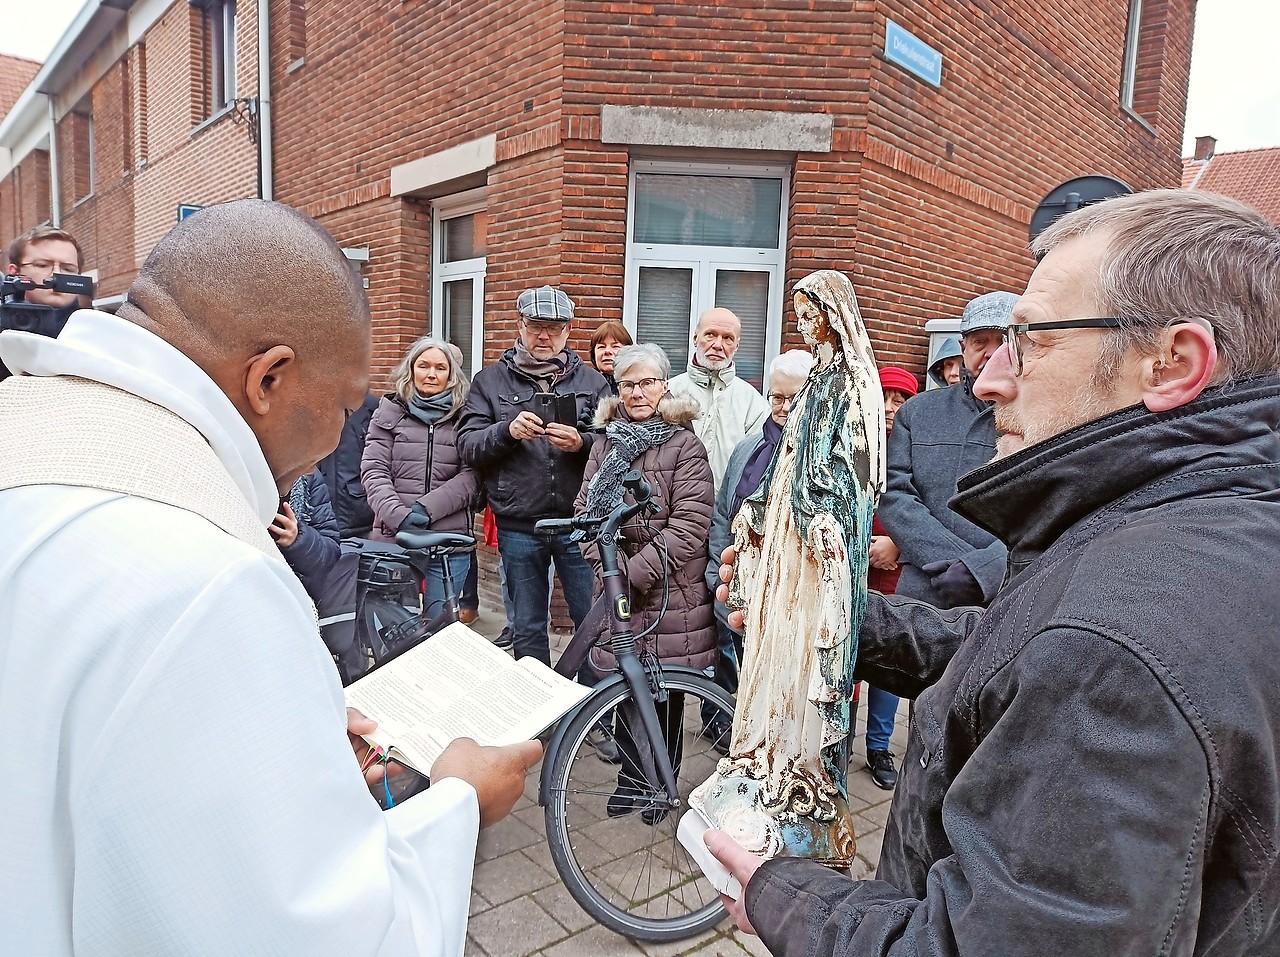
394,530,476,552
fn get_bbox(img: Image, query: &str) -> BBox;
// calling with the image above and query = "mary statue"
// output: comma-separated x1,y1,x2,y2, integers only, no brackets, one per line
689,269,884,867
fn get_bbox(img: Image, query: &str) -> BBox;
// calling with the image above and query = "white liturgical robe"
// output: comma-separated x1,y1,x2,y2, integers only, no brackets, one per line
0,313,480,956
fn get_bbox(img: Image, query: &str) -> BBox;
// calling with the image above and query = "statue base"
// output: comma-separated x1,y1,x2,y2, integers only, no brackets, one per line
689,759,857,869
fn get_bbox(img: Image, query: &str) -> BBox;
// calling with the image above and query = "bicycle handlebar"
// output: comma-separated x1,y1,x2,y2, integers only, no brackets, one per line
534,469,655,540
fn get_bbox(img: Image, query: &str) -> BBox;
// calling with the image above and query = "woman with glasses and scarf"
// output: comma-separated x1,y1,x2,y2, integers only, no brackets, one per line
361,336,481,621
574,343,717,825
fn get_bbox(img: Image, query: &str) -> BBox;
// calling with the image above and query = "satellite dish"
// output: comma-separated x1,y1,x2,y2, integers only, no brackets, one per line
1029,176,1133,243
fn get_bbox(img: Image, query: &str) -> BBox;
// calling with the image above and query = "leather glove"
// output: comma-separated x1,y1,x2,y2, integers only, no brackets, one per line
920,559,984,608
398,502,431,533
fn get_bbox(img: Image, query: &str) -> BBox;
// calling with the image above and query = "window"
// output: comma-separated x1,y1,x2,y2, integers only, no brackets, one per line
207,0,237,114
431,190,487,378
65,96,94,203
623,160,787,389
1120,0,1160,127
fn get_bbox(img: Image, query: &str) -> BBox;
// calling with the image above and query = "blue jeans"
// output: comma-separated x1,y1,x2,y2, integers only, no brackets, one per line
497,527,594,665
866,684,899,752
422,553,472,623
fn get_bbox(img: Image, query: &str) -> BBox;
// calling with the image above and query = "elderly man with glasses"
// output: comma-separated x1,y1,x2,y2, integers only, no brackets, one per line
457,285,609,666
709,189,1280,956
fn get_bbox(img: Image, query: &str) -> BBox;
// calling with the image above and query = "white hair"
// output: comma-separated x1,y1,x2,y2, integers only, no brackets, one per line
614,342,671,381
768,349,814,385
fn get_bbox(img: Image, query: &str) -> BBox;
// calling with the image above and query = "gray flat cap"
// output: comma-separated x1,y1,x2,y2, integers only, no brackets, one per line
959,291,1019,335
516,285,575,321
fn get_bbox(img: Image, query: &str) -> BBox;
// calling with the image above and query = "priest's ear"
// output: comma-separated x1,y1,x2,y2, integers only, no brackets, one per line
1140,319,1217,413
243,345,298,418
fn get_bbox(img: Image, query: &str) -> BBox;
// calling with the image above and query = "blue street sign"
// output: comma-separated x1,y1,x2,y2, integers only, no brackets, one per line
884,20,943,88
177,204,204,221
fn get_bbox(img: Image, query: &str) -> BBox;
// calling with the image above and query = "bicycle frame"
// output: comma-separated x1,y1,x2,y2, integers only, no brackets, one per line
535,471,685,811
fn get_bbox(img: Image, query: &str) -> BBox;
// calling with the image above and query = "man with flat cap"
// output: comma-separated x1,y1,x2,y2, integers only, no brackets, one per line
0,200,540,956
458,284,610,666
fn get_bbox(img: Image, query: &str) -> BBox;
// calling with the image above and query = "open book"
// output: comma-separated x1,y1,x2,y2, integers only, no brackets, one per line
344,621,592,776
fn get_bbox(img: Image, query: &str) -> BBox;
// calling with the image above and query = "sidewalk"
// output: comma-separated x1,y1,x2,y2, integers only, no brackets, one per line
459,606,908,957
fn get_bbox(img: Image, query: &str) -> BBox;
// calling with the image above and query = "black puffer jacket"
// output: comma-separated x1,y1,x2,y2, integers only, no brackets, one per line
748,377,1280,956
456,348,609,532
360,395,479,541
574,393,717,673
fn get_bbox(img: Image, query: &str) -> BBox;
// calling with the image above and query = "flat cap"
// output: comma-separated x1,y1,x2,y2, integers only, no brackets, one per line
959,291,1018,335
516,285,575,321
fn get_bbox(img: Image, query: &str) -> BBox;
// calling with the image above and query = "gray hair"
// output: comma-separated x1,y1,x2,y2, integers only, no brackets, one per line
1033,189,1280,385
768,349,814,385
393,336,470,416
613,343,671,382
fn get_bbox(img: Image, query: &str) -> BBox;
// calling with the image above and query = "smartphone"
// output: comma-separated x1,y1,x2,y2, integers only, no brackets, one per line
532,392,578,427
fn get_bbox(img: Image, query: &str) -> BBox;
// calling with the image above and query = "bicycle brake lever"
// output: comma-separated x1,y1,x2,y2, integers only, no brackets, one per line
568,529,586,544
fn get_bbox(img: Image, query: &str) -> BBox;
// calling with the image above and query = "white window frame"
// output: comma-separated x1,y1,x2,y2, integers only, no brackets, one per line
623,158,788,387
211,0,237,114
431,188,487,377
1120,0,1143,109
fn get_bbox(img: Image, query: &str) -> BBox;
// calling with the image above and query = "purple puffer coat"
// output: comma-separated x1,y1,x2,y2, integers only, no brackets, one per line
360,395,480,541
575,393,717,673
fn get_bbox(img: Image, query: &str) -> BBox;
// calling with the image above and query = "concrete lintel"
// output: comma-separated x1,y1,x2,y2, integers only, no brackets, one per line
390,134,498,198
600,105,833,153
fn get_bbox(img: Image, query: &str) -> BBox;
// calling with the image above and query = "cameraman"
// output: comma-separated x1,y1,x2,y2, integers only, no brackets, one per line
6,225,85,310
2,226,87,380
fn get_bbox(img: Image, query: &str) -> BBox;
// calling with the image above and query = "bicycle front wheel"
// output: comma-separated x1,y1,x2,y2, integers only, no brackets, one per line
543,671,734,942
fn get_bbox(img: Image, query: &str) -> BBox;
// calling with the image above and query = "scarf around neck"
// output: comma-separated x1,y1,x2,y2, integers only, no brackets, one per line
584,411,678,518
730,416,783,522
408,389,454,426
512,341,569,392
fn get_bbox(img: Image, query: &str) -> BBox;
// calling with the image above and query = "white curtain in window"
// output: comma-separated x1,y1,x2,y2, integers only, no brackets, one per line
635,266,694,374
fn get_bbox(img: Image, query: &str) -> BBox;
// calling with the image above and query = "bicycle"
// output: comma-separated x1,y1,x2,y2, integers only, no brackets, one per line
534,471,735,942
320,530,477,687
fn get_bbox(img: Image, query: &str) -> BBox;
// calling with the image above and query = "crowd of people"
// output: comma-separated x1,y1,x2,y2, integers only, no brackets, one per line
3,186,1280,956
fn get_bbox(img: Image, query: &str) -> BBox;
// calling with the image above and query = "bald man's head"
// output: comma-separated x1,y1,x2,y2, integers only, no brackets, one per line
119,199,372,494
692,307,742,371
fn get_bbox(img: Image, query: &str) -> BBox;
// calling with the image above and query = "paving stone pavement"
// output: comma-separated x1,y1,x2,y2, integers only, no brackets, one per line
454,606,910,957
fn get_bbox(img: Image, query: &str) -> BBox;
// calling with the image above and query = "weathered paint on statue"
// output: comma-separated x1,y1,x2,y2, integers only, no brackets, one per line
689,269,885,867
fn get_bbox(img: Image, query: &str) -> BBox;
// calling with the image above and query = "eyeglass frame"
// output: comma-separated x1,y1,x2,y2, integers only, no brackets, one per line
766,391,799,408
617,376,667,395
518,316,571,335
17,259,81,275
1005,316,1215,376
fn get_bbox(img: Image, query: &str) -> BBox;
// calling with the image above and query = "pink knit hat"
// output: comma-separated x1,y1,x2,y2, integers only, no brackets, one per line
879,366,919,397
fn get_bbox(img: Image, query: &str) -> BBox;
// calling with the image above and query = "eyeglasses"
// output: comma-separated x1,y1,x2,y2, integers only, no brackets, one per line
617,377,666,395
1003,318,1130,376
18,260,79,275
1004,316,1214,376
767,392,798,409
520,317,571,335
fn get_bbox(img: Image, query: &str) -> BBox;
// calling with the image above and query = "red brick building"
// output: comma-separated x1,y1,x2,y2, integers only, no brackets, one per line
1,0,1194,385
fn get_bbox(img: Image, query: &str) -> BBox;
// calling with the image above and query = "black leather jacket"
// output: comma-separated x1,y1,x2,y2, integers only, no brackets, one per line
748,376,1280,956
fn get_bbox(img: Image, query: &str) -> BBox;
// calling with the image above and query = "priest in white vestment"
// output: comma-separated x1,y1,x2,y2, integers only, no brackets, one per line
0,201,535,956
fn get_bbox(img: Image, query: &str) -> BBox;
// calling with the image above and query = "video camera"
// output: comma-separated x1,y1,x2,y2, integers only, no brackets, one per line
0,270,95,339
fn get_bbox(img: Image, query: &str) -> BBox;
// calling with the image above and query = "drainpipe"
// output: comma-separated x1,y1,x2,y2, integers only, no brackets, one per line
47,96,61,226
257,0,273,200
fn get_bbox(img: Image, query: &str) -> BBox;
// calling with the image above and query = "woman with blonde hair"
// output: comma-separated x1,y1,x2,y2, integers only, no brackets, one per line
361,336,480,621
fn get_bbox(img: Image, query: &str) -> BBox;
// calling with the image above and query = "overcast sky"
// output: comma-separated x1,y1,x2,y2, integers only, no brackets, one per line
3,0,1278,155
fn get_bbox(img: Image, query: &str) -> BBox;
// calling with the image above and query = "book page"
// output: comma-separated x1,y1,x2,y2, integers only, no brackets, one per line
344,622,591,773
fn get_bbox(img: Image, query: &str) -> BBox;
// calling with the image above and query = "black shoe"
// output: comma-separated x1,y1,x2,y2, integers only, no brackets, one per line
699,716,733,757
585,727,622,764
607,786,642,817
493,627,514,651
866,749,898,790
640,803,671,826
